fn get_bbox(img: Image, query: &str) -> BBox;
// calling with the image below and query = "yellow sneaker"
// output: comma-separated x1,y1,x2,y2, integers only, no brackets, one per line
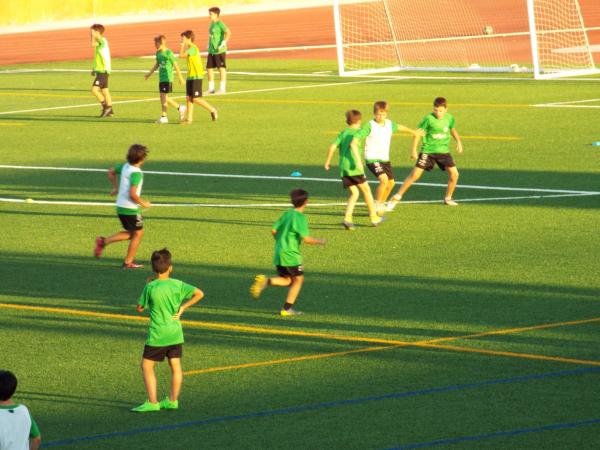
250,274,267,299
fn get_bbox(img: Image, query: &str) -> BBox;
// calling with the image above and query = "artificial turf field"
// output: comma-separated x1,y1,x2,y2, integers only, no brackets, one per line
0,57,599,449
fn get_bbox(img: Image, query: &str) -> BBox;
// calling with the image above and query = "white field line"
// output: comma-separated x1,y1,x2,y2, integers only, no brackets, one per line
0,77,396,116
1,164,598,195
533,97,600,108
1,192,597,208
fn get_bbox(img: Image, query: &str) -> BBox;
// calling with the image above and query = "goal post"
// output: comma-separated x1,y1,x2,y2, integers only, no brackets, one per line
333,0,599,79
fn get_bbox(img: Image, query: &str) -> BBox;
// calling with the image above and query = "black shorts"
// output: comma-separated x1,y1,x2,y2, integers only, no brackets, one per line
342,175,367,188
186,79,203,98
276,265,304,278
118,213,143,232
367,161,394,180
159,82,172,94
416,152,455,171
92,73,109,89
206,53,227,69
143,344,182,362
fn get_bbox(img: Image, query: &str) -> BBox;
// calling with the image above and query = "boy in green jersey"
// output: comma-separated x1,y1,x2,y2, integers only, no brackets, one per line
90,24,113,118
206,6,231,95
144,35,186,124
387,97,463,210
131,249,204,412
0,370,41,450
324,110,382,230
94,144,151,269
179,30,218,124
250,189,326,316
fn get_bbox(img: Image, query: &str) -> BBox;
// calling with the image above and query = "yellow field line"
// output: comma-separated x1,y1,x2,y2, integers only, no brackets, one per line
0,122,25,126
324,131,521,140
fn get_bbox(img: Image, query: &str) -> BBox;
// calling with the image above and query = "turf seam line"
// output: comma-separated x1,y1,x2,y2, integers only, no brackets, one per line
42,367,600,447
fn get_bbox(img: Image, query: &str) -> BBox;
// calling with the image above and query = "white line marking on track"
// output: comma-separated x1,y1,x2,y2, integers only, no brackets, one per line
1,164,598,195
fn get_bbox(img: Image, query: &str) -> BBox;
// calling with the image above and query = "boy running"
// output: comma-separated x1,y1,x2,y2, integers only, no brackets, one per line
250,189,326,316
90,24,113,118
353,101,424,216
325,110,382,230
94,144,151,269
206,7,231,95
144,35,186,124
131,249,204,412
387,97,463,210
179,30,218,124
0,370,41,450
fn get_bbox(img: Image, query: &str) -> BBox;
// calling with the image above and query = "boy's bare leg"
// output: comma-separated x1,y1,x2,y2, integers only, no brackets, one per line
344,185,360,223
101,88,112,106
124,229,144,264
184,99,193,122
167,357,183,402
445,166,460,202
357,182,378,221
284,275,304,306
91,86,104,103
159,93,169,116
383,178,396,202
269,277,293,287
166,97,180,109
218,67,226,91
207,68,215,90
396,167,423,199
192,98,216,113
376,173,389,203
141,358,158,403
104,231,131,246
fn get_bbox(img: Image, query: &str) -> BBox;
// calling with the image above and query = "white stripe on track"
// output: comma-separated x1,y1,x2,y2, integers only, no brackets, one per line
0,164,597,195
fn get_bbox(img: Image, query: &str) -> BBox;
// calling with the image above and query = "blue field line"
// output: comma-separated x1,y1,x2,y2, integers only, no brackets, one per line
387,418,600,449
43,366,600,448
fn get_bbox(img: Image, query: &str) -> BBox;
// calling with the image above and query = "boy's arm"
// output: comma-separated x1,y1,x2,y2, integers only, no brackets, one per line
451,128,463,154
129,185,151,208
173,61,185,85
90,32,98,47
303,236,326,245
410,134,422,160
144,62,159,80
173,288,204,320
396,124,425,138
30,435,41,450
179,42,189,57
107,168,118,195
350,140,364,172
324,143,337,171
219,27,232,51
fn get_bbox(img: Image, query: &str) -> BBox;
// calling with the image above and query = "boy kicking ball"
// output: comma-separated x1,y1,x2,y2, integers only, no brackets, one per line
250,189,326,316
144,35,186,124
387,97,463,210
131,249,204,412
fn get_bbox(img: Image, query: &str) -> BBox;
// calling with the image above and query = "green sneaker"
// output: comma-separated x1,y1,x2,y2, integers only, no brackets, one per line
130,400,160,413
159,397,179,410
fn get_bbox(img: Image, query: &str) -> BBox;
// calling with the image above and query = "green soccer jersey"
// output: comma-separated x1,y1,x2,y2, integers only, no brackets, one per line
332,127,365,177
93,37,111,73
208,20,229,54
418,113,455,154
138,278,197,347
156,48,177,82
185,44,205,79
272,208,309,267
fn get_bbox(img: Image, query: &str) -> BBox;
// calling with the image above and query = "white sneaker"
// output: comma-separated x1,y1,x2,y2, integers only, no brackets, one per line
216,89,226,95
156,116,168,124
444,198,458,206
385,195,402,212
178,105,187,121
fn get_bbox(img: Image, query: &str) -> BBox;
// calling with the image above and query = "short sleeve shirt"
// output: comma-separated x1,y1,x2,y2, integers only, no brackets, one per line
93,37,111,73
114,163,143,215
186,44,205,79
272,209,309,267
137,278,197,346
0,404,40,450
156,48,177,82
418,113,455,154
208,21,229,54
332,127,365,177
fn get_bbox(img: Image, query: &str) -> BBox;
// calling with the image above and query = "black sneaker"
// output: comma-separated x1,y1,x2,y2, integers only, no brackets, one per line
210,109,218,121
101,106,114,118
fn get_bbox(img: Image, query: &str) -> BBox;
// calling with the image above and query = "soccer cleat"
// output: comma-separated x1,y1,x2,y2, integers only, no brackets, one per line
178,105,187,121
180,120,192,125
376,203,386,217
370,216,384,227
204,90,216,96
94,237,105,259
280,308,303,317
210,109,218,121
250,274,267,299
444,198,458,206
122,261,144,269
216,89,226,95
156,116,168,124
130,400,160,413
342,220,356,231
101,106,114,118
385,195,402,212
159,397,179,410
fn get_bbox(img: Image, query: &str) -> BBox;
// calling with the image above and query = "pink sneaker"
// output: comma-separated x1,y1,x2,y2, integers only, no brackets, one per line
94,237,105,259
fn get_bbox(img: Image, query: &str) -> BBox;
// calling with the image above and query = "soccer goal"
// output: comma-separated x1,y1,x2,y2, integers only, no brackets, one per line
333,0,600,79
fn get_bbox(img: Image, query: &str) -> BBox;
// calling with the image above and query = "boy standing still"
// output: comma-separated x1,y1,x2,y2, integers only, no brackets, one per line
90,24,113,118
353,101,424,216
387,97,463,210
325,110,382,230
131,249,204,412
179,30,218,124
206,6,231,95
250,189,326,316
94,144,151,269
144,35,186,124
0,370,41,450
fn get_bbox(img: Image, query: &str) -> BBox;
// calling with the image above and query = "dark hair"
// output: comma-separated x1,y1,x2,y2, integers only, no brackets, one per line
209,6,221,15
126,144,148,164
180,30,195,42
290,189,309,208
345,109,361,125
151,248,172,274
433,97,447,108
373,101,388,113
154,35,166,45
90,24,105,34
0,370,17,401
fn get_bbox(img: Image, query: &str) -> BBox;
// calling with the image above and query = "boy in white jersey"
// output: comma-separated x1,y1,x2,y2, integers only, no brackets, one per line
95,144,151,269
90,24,113,118
0,370,41,450
353,101,424,216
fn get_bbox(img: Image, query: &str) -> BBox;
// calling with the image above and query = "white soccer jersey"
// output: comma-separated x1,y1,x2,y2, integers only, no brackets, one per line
364,119,395,161
0,404,34,450
116,163,143,211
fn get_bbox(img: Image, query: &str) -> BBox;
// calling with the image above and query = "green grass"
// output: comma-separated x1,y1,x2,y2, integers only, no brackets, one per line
0,57,599,449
